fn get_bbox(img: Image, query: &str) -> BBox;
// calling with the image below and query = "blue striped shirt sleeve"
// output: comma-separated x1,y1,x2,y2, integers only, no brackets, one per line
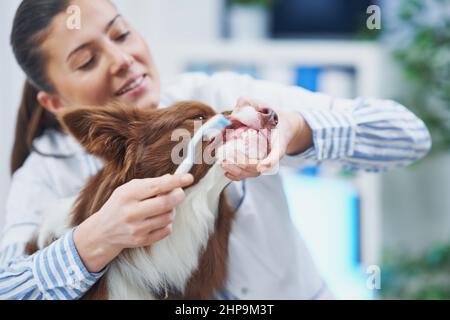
0,229,106,300
293,98,432,172
204,72,431,171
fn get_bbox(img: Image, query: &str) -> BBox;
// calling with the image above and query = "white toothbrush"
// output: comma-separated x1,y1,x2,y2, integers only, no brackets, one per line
175,114,231,175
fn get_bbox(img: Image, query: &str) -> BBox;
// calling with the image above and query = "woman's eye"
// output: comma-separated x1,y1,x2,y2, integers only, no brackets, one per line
194,114,205,120
115,31,131,42
78,56,96,70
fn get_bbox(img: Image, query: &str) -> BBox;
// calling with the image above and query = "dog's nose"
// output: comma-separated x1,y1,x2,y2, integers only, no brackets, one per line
257,107,278,129
228,105,279,130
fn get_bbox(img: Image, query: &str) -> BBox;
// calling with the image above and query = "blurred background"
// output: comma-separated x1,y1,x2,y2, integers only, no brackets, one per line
1,0,450,299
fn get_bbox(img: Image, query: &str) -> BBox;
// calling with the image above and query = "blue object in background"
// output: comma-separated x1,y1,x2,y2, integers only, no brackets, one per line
270,0,375,38
186,63,259,80
295,66,321,92
186,63,214,75
284,65,368,298
282,173,370,299
298,166,319,176
233,64,260,79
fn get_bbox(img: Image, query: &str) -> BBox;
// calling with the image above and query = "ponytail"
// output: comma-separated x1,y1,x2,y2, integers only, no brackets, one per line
10,0,71,174
10,80,60,174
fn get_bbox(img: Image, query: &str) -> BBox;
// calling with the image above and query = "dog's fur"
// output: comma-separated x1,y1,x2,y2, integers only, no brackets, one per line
26,101,238,299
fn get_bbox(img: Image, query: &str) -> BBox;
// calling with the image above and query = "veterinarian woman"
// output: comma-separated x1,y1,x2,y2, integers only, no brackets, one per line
0,0,431,300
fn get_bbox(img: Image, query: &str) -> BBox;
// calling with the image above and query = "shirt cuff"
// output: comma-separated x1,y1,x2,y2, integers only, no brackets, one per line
32,228,107,299
297,108,356,161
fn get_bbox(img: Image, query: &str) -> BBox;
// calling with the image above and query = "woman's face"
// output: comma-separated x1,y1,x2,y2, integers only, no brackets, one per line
40,0,160,110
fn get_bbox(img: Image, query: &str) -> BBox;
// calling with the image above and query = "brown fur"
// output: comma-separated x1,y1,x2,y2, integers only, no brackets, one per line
25,235,38,256
27,101,236,299
182,194,235,299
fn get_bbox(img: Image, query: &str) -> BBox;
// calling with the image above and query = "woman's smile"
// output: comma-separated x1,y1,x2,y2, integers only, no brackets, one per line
115,74,147,97
114,73,152,104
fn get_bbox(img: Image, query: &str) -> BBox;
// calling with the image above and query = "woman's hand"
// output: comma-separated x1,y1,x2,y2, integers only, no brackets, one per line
221,97,313,181
73,173,194,273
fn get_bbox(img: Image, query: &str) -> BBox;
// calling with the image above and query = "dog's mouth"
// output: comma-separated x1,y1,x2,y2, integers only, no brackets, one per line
214,106,278,161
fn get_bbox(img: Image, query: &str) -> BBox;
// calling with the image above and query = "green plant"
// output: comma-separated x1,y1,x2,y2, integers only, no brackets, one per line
393,0,450,152
229,0,274,8
380,243,450,299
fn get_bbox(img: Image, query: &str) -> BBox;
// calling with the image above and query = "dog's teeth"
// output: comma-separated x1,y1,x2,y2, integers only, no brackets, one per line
117,76,144,96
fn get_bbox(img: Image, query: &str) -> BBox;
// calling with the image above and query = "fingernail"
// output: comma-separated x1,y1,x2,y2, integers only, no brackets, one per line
173,188,185,201
181,174,193,184
257,164,268,173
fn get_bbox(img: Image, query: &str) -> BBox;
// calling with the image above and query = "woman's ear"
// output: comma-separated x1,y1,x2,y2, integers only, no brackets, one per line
57,103,143,163
37,91,65,114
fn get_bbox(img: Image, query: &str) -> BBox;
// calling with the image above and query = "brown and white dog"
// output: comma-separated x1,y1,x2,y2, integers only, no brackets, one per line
26,101,278,299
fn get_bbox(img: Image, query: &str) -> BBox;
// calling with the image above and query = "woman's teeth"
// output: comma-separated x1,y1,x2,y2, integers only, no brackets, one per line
116,75,145,96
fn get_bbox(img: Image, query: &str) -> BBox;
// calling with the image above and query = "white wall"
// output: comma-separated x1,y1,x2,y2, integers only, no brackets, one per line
382,153,450,255
0,0,24,231
115,0,223,43
113,0,224,82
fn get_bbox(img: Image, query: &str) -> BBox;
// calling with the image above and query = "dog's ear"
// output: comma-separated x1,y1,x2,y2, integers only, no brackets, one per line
58,103,143,162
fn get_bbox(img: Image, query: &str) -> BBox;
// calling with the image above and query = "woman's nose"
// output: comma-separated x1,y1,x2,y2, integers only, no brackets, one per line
108,44,134,75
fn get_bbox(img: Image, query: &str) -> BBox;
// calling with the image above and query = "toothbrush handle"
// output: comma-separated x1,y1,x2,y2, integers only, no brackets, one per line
175,160,193,175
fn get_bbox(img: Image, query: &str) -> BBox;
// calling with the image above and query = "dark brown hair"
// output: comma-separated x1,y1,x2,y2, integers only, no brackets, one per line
9,0,71,174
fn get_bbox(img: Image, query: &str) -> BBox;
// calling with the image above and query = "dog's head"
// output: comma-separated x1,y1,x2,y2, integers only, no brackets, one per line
58,101,278,185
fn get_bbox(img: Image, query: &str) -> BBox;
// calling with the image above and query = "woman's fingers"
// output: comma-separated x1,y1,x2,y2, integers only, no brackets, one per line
236,96,273,113
257,152,279,173
136,211,174,235
123,173,194,201
221,148,261,180
225,172,246,181
221,161,260,178
94,174,193,253
257,122,288,173
236,96,254,108
141,225,174,247
127,209,176,247
234,150,260,172
135,188,186,219
221,162,244,177
236,96,266,109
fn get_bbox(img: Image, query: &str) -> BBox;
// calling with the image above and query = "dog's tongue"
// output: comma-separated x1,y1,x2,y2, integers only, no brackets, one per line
229,106,261,129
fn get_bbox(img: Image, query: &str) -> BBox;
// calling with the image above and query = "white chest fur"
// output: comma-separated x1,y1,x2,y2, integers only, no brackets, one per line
38,163,230,299
107,163,230,299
